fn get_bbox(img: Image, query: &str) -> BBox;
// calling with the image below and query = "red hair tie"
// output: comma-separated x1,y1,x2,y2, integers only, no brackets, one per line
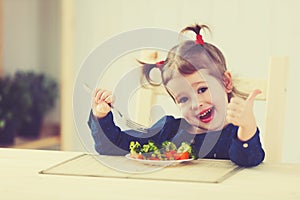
195,34,204,45
155,60,165,69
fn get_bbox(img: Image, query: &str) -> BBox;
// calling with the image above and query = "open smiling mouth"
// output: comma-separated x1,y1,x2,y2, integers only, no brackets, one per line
198,107,215,123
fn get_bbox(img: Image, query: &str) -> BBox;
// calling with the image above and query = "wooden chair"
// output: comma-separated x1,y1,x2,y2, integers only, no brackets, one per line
134,56,289,163
234,57,289,163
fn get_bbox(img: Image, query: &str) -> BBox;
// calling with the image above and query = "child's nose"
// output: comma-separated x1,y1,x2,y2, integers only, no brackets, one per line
191,98,203,110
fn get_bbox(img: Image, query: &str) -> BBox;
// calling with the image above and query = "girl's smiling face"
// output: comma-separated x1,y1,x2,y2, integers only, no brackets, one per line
166,69,231,133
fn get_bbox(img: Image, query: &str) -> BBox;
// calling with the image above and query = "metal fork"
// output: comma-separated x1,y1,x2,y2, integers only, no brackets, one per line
83,83,148,133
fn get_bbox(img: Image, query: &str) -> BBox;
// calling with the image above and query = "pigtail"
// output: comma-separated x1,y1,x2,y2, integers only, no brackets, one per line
138,60,162,86
181,24,210,40
137,50,166,87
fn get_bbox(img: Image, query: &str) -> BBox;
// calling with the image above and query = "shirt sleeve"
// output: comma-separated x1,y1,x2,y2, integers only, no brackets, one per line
87,111,129,155
87,110,174,155
229,128,265,167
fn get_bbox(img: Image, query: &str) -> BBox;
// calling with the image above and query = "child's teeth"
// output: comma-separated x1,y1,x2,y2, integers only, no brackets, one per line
200,108,211,117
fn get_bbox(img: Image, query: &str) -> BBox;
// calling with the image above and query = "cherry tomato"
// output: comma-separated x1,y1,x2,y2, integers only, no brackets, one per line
165,150,176,159
174,152,189,160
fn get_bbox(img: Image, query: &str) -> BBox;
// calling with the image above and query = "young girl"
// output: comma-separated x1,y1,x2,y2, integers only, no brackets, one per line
88,24,265,167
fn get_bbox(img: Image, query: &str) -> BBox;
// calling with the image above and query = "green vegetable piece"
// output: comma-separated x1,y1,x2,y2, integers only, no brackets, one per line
161,141,177,152
148,140,158,152
177,142,192,154
141,144,150,153
129,141,141,153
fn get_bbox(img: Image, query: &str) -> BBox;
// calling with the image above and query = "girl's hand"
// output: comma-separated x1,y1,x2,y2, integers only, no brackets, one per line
92,89,114,119
226,89,261,141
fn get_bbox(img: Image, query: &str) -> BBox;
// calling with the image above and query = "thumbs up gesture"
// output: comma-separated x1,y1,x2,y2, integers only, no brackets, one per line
226,89,261,141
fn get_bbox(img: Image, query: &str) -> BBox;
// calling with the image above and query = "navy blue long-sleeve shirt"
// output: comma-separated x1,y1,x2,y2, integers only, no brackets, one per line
88,111,265,167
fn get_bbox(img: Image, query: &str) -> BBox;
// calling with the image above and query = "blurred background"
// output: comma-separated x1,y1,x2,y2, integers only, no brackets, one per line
0,0,299,163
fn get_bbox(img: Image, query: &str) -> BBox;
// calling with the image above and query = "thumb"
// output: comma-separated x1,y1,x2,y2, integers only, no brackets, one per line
246,89,262,103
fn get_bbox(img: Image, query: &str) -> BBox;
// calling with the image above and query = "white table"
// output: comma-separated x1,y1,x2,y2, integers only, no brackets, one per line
0,148,299,200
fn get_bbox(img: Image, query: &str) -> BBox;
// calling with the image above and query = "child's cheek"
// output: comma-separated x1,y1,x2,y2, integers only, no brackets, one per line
179,104,190,117
204,91,213,103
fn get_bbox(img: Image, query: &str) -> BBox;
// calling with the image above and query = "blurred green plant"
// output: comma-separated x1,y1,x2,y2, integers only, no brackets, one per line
14,71,58,137
0,75,32,144
14,71,58,122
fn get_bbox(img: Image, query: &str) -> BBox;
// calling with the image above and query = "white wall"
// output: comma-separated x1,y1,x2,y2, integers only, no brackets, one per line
3,0,61,123
4,0,300,162
67,0,300,162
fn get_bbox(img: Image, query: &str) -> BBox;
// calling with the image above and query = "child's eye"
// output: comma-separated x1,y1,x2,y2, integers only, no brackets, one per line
197,87,208,94
178,97,188,104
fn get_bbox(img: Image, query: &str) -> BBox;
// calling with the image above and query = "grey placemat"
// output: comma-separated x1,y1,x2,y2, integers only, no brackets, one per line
40,154,243,183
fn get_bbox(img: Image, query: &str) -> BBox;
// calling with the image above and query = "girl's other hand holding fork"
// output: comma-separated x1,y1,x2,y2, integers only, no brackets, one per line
92,89,114,119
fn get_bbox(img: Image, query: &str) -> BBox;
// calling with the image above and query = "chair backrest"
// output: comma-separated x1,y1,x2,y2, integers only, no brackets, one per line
233,57,289,162
262,57,289,162
134,56,289,163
